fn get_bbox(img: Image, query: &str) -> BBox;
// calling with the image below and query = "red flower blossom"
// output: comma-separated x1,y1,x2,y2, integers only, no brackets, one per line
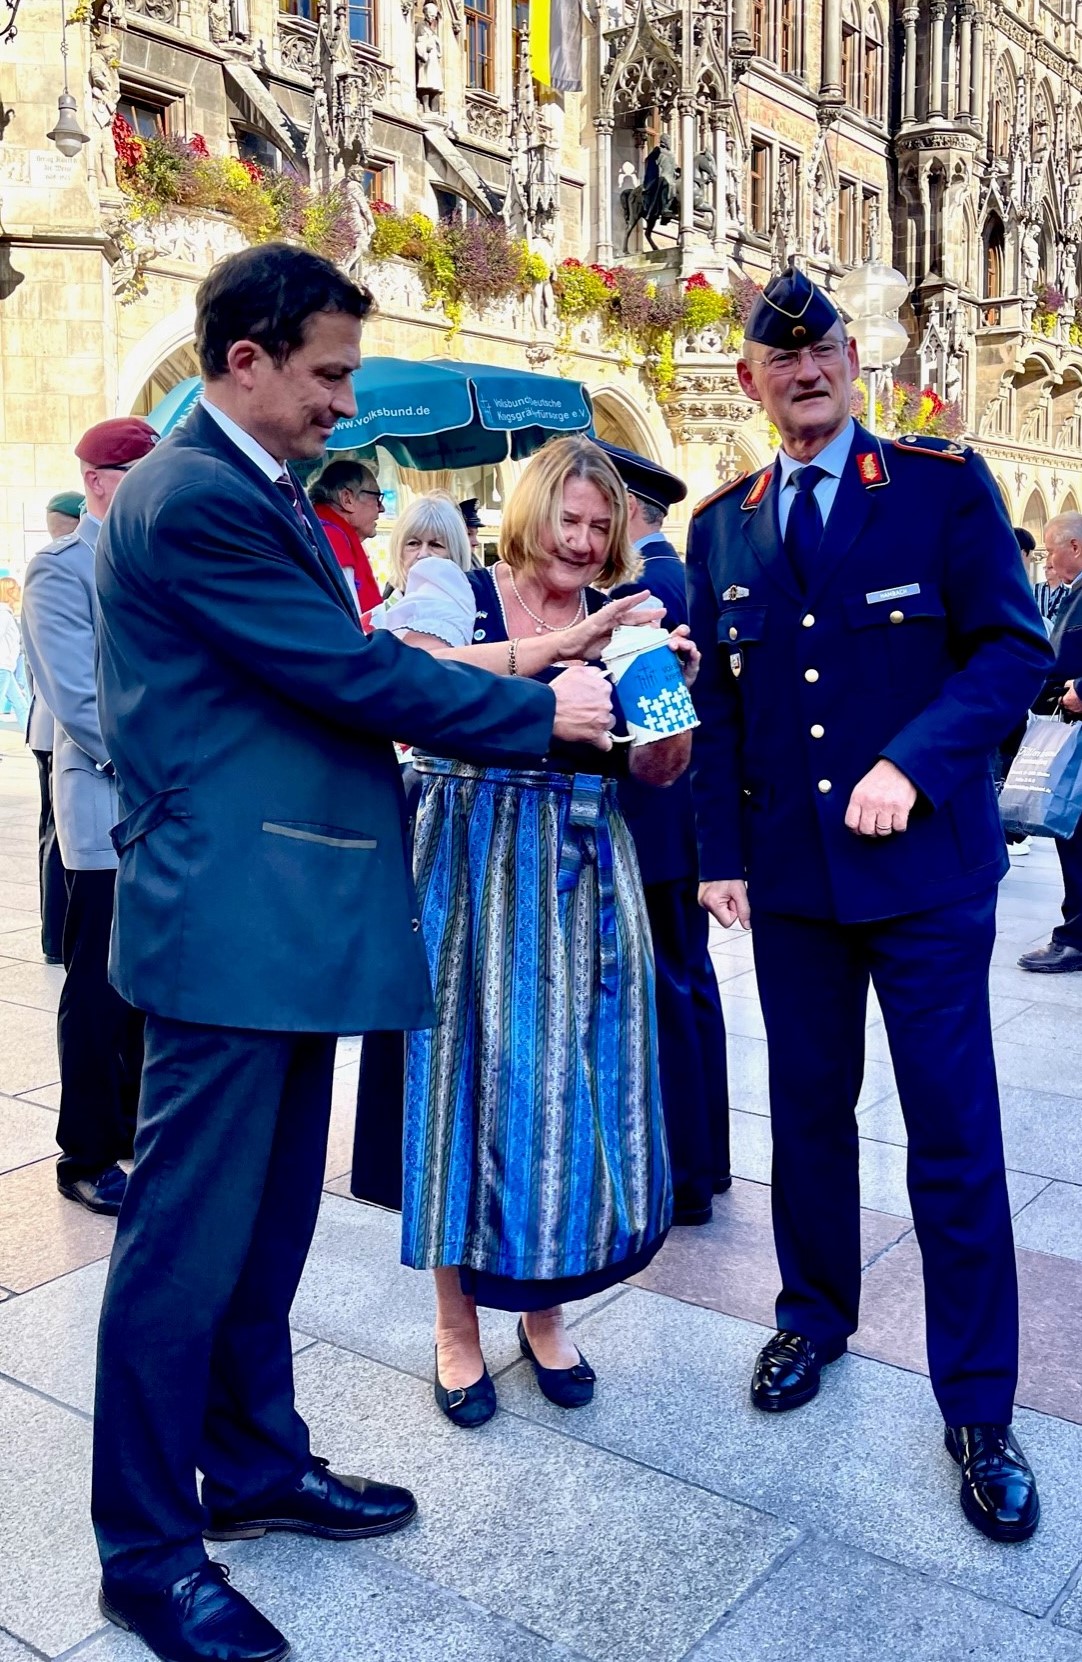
685,271,711,291
587,262,617,289
188,133,210,158
111,113,144,172
370,198,393,215
559,257,583,270
241,159,263,182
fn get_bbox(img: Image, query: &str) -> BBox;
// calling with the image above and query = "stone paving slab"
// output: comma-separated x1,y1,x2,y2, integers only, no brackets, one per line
0,1092,58,1174
18,1081,60,1109
715,1033,898,1118
293,1341,797,1662
0,925,61,964
861,1085,1082,1185
0,1632,38,1662
325,1060,359,1184
1014,1182,1082,1262
71,1546,587,1662
0,1376,101,1658
494,1290,1082,1617
0,999,67,1096
0,954,64,1014
692,1536,1082,1662
0,1157,114,1293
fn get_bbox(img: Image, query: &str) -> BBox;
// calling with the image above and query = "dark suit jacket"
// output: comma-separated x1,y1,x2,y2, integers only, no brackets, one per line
1033,581,1082,715
96,404,554,1033
686,424,1053,924
613,534,697,886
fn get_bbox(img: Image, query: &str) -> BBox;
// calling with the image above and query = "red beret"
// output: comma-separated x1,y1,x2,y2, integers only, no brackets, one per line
75,417,158,469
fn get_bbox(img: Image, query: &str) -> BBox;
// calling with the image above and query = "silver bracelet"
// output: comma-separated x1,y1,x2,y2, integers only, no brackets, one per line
508,638,519,675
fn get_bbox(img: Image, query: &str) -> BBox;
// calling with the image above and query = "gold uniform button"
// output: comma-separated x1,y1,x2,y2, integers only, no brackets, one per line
802,614,815,628
804,668,819,683
889,609,904,624
729,626,739,640
810,724,825,738
818,779,832,794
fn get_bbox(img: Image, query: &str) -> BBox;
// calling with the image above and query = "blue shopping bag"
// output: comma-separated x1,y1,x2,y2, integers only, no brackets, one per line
999,715,1082,839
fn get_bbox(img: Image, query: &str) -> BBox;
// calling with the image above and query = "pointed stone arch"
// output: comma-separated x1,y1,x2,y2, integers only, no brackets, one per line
1022,487,1048,537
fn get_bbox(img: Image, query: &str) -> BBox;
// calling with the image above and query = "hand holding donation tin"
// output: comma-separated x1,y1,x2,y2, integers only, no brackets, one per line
603,621,700,746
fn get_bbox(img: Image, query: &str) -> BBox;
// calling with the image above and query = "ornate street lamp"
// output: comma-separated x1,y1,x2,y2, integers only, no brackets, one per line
0,0,24,46
46,0,89,158
835,261,909,436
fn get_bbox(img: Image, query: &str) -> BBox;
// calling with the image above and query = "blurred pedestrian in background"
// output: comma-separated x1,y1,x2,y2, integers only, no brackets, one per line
458,496,483,559
308,459,383,618
356,435,696,1428
20,419,155,1215
600,439,731,1225
0,590,29,730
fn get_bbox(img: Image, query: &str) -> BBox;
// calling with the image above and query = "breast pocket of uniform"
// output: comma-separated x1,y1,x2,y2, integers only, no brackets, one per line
843,590,947,691
717,604,768,682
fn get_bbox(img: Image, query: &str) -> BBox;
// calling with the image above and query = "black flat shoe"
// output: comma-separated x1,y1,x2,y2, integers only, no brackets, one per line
672,1201,713,1226
945,1423,1040,1542
1017,941,1082,973
433,1346,497,1428
57,1163,127,1216
517,1318,596,1408
750,1329,847,1412
100,1561,289,1662
203,1456,416,1541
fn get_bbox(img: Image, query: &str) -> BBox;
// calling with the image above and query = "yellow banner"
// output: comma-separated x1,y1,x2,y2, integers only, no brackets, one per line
530,0,551,87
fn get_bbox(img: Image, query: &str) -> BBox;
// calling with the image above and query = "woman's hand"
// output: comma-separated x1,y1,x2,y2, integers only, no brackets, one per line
667,624,701,688
560,591,664,661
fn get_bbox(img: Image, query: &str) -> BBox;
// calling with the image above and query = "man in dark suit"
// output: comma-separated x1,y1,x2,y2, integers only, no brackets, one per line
1019,512,1082,972
93,244,613,1662
687,267,1051,1542
601,440,731,1225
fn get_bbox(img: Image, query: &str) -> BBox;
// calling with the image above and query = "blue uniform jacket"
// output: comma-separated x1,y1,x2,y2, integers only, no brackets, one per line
613,534,697,886
96,404,555,1033
686,423,1053,924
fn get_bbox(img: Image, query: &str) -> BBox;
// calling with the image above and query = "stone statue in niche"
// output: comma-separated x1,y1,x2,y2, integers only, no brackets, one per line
344,167,376,273
415,1,443,115
88,37,121,194
229,0,250,37
528,216,557,334
208,0,230,42
811,166,833,258
692,149,716,236
1020,221,1041,295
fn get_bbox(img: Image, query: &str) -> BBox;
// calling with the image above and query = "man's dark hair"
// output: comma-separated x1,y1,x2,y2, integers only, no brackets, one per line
634,494,666,529
195,243,372,378
1013,526,1037,555
309,458,377,507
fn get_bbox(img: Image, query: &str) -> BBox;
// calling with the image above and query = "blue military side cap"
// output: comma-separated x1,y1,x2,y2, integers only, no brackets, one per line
745,265,844,349
593,440,687,512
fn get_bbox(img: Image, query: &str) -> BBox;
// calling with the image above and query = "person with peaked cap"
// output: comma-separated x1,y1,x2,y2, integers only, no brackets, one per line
599,438,732,1224
458,496,483,558
686,264,1052,1541
20,418,157,1216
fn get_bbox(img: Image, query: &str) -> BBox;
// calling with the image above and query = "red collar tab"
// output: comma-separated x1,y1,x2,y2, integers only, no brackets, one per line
741,471,771,509
855,450,884,487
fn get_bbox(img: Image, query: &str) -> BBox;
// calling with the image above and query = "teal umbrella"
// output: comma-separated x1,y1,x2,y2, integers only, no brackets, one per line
147,359,593,468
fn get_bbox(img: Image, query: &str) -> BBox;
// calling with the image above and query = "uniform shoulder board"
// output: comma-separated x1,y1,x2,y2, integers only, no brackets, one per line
892,434,967,462
692,472,749,516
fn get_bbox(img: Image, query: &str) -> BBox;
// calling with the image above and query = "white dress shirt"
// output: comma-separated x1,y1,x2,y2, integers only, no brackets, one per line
775,418,855,539
200,398,287,484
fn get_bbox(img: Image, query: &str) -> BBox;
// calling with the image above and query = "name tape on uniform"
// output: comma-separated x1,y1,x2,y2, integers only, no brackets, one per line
866,583,921,605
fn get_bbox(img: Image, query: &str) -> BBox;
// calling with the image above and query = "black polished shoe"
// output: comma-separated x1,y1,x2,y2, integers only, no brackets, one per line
433,1346,498,1428
517,1318,596,1408
944,1423,1040,1543
203,1457,416,1542
1017,940,1082,973
750,1329,847,1413
56,1162,127,1215
672,1201,713,1227
714,1175,733,1195
100,1561,289,1662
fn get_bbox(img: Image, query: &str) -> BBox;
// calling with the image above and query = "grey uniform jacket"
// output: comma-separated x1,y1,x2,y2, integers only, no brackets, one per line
20,516,118,871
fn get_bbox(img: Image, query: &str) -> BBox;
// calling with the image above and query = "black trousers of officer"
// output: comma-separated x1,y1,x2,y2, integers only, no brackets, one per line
643,877,731,1214
33,749,66,961
753,886,1018,1427
1052,818,1082,950
57,869,143,1177
93,1017,337,1591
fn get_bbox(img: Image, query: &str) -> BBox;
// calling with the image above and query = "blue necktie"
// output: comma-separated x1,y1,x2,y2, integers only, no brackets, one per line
276,472,316,545
784,464,826,592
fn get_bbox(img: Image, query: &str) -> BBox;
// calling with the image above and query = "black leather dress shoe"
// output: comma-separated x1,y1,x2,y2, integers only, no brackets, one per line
517,1318,596,1408
203,1457,416,1542
56,1163,127,1215
944,1424,1040,1542
100,1561,289,1662
1017,940,1082,973
750,1330,847,1412
672,1201,713,1226
433,1347,498,1428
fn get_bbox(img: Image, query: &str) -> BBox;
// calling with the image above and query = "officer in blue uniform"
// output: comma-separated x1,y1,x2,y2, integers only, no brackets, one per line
599,440,731,1224
687,267,1051,1541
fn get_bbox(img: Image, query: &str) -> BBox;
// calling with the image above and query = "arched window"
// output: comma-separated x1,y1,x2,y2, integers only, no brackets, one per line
991,63,1013,158
862,8,884,120
983,215,1005,299
841,0,861,108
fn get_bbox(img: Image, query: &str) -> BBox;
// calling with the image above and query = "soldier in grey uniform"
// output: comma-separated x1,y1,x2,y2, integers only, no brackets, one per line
20,419,156,1215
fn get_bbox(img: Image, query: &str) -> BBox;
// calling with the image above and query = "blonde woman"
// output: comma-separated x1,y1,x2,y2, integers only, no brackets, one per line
361,436,698,1427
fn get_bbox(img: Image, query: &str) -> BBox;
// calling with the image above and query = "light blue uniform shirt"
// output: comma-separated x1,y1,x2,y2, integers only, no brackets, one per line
775,418,855,539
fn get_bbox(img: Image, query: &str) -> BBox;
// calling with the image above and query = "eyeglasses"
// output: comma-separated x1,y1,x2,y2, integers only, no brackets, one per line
748,340,848,376
356,488,385,504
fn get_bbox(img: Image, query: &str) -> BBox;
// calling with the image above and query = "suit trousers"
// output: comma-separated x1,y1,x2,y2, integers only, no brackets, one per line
93,1017,338,1591
643,877,731,1214
33,749,66,960
56,868,143,1176
1052,817,1082,950
752,887,1018,1426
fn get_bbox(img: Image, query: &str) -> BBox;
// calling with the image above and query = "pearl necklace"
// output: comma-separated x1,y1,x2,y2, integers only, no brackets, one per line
507,569,586,635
